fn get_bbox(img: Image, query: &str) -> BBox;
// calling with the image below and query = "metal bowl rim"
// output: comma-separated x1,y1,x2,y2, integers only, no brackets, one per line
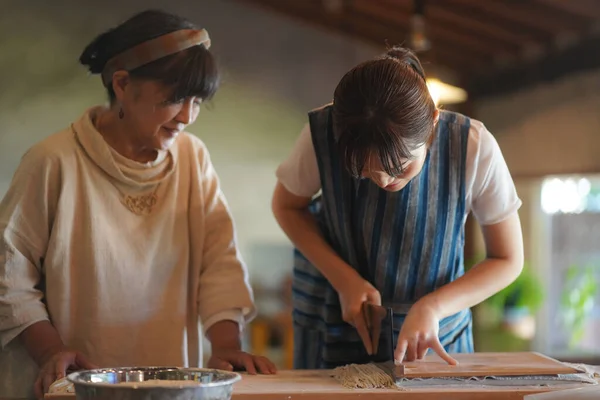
67,366,241,389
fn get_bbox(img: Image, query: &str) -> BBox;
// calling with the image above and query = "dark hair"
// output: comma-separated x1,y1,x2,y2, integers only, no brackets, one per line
79,9,219,103
332,46,435,178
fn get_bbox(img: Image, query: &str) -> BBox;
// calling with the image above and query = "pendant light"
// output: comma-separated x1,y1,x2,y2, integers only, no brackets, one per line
410,0,468,105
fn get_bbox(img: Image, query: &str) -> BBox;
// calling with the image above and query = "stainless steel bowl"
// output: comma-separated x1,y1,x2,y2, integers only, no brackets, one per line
67,367,241,400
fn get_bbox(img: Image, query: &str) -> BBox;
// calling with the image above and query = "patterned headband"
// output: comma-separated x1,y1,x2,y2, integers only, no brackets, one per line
101,28,211,87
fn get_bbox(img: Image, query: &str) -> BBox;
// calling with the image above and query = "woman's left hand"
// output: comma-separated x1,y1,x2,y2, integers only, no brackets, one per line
207,348,277,375
393,300,458,365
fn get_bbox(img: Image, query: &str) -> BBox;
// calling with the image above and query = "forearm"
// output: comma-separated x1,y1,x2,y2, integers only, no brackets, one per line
206,320,242,351
273,206,360,291
20,320,65,367
422,256,523,319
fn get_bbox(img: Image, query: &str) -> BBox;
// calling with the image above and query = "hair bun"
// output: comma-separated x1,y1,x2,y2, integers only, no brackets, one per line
384,46,426,81
79,30,115,74
385,46,414,61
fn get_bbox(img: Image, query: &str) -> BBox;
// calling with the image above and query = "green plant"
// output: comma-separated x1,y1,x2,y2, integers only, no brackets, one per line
486,263,545,314
560,264,598,348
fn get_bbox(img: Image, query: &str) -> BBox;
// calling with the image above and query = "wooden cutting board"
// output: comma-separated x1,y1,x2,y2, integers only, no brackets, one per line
45,352,584,400
399,352,578,378
230,369,586,400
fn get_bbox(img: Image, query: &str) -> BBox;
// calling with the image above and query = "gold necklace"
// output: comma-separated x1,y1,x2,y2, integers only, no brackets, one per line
117,184,160,216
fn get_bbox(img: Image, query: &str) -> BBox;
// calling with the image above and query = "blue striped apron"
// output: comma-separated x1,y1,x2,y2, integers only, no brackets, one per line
292,104,473,369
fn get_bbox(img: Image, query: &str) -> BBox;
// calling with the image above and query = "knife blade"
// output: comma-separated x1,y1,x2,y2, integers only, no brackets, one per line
360,302,405,383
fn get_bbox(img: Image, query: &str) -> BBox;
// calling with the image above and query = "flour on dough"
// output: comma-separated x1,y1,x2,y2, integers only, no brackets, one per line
332,363,401,390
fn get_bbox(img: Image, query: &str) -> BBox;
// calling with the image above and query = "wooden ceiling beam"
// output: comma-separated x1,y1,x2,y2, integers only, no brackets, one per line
467,32,600,99
239,0,600,100
352,0,519,60
425,4,543,47
241,0,489,75
372,0,541,47
431,0,558,42
531,0,600,20
360,0,550,43
442,0,589,35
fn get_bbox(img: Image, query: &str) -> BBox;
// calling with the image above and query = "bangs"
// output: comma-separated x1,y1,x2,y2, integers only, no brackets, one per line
337,123,421,178
332,48,436,179
131,45,220,102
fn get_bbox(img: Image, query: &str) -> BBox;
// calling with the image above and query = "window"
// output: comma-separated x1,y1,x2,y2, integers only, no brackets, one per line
540,176,600,356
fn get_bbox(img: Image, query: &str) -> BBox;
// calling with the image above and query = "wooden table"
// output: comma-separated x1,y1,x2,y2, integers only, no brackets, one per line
45,352,598,400
45,371,594,400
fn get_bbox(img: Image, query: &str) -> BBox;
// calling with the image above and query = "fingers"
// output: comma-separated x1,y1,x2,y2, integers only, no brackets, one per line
34,350,96,399
394,339,407,364
207,356,234,372
342,302,362,326
353,314,373,355
42,370,57,398
75,352,98,370
267,358,277,374
54,356,71,380
430,338,458,365
238,353,278,375
254,355,277,374
404,337,418,362
339,280,381,356
209,351,277,375
241,354,258,375
396,335,458,365
34,375,43,400
54,351,96,383
35,355,62,399
366,289,382,306
416,340,428,360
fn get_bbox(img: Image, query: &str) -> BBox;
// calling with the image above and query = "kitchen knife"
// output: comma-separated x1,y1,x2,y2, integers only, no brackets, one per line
361,302,405,383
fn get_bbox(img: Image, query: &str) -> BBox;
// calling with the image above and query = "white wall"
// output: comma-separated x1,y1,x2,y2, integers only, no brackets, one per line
476,69,600,178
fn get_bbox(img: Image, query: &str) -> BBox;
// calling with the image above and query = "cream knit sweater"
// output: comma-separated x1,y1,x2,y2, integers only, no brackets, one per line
0,106,255,398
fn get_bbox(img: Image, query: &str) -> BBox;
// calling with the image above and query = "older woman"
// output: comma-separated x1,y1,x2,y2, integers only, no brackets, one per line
272,47,524,369
0,9,275,399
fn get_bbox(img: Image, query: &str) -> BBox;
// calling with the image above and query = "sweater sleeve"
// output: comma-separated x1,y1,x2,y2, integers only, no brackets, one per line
194,143,256,332
0,145,60,349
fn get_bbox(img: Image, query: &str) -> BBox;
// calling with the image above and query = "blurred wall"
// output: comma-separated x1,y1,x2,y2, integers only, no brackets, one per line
470,68,600,274
476,69,600,178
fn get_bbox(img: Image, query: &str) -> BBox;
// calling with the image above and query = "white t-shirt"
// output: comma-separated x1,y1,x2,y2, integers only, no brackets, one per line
276,118,521,226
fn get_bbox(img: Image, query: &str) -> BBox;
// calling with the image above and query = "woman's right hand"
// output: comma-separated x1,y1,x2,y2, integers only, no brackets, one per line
271,183,382,354
34,348,97,399
336,272,381,355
